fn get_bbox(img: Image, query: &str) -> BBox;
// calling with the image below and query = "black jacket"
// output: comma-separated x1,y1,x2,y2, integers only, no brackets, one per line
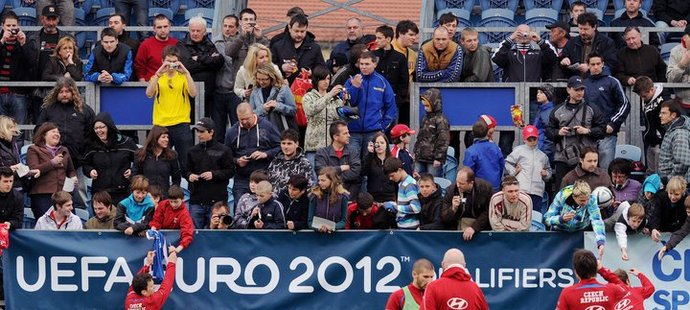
362,152,397,202
36,102,96,167
615,45,667,84
419,186,445,230
131,149,182,197
491,38,558,82
650,191,688,232
42,56,84,81
374,48,409,106
186,139,235,205
270,33,325,85
82,112,138,195
177,34,224,94
652,0,690,25
25,28,67,79
118,30,140,61
0,33,32,92
561,31,618,77
85,43,132,83
609,12,660,48
277,189,309,230
440,178,494,232
0,188,23,230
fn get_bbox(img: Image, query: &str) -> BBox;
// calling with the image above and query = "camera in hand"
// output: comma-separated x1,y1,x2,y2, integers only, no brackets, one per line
220,214,234,226
169,63,178,70
9,29,18,36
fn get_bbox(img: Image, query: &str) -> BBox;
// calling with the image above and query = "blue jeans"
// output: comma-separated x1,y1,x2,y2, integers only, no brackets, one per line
597,135,617,172
415,161,442,177
0,93,28,125
114,0,148,27
349,131,379,159
212,91,241,142
166,123,193,171
232,178,250,210
189,203,212,229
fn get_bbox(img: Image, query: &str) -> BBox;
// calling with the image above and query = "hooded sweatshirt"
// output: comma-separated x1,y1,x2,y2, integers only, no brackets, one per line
82,112,138,196
114,194,155,234
414,88,450,164
422,265,489,310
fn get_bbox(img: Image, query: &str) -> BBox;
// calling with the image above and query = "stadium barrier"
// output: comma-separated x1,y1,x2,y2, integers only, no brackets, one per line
2,230,684,309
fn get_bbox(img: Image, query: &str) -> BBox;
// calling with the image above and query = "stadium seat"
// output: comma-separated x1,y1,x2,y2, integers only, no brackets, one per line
149,0,181,15
434,177,452,196
523,0,564,11
149,7,173,24
477,8,516,44
612,0,652,13
98,0,114,8
660,42,678,63
443,146,458,181
436,0,475,11
11,0,34,8
436,8,472,28
14,7,36,26
184,7,213,26
478,0,519,11
93,7,115,26
614,144,642,162
524,8,558,40
20,144,30,165
74,0,95,13
185,0,214,9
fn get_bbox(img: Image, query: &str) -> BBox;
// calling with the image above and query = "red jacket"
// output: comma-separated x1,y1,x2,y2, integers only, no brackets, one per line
345,202,379,229
422,266,488,310
149,200,194,249
598,268,655,310
386,283,423,310
124,262,176,310
134,36,179,81
556,277,627,310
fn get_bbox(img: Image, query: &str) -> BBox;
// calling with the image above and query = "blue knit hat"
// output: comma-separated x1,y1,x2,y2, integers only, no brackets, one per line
642,174,662,194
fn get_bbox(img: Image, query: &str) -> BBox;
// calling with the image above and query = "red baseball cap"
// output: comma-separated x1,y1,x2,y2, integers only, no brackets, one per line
523,125,539,139
480,114,497,129
390,124,416,139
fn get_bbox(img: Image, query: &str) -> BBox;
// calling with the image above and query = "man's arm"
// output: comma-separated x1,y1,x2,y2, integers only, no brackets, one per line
488,200,507,231
607,77,630,132
150,256,177,308
597,267,625,285
341,149,361,182
636,272,656,298
210,147,236,181
490,38,512,69
381,80,398,130
83,53,100,82
111,51,133,84
670,133,690,177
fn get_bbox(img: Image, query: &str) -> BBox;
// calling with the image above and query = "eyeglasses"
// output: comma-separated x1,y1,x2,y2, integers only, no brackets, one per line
94,125,107,130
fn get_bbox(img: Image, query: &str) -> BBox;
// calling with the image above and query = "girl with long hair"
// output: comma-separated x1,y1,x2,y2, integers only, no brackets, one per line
131,125,182,197
308,166,349,233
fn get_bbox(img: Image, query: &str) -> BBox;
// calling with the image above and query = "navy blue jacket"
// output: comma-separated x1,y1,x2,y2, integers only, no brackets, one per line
224,116,281,180
583,72,630,133
277,189,309,230
344,71,397,133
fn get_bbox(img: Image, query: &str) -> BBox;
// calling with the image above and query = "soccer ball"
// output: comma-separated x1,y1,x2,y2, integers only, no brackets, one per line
592,186,613,209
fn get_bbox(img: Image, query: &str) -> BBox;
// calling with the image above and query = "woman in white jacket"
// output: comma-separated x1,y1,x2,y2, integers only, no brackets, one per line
302,65,344,162
234,43,282,101
504,125,552,213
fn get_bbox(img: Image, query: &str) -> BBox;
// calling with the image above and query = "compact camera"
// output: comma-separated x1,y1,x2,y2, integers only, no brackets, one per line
9,29,18,36
169,63,178,70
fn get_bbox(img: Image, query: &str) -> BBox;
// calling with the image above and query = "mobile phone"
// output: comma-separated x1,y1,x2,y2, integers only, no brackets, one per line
247,84,253,89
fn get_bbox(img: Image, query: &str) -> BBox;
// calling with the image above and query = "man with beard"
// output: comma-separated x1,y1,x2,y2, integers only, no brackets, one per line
560,12,618,77
135,14,178,82
270,14,325,85
385,259,435,310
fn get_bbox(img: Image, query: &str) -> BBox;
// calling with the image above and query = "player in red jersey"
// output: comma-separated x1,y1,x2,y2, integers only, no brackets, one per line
598,267,655,310
556,249,627,310
422,248,489,310
386,258,435,310
125,246,178,310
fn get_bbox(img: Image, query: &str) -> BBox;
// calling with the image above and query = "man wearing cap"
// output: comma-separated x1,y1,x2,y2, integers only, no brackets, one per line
146,45,197,171
415,26,463,83
504,125,552,212
185,117,235,229
491,24,558,82
615,27,666,86
459,27,494,82
666,26,690,110
545,21,570,81
534,84,555,162
546,76,607,184
390,124,415,176
583,52,630,172
25,5,67,121
609,0,659,48
560,12,618,77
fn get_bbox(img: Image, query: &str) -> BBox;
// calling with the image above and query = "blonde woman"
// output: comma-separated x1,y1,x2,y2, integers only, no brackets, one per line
248,63,296,132
0,116,39,187
42,36,84,81
544,180,606,258
234,43,281,101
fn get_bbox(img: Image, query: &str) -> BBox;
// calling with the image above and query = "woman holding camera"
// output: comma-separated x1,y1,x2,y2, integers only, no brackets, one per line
302,65,344,162
42,36,84,81
27,122,77,218
249,63,296,133
362,133,397,203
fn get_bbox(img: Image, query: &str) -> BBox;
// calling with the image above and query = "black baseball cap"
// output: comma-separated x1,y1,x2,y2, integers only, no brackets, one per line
194,117,215,131
567,76,586,89
546,21,570,32
42,5,59,18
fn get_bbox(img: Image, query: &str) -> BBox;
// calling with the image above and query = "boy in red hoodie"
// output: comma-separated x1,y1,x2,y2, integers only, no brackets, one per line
598,267,655,310
149,185,194,253
422,248,489,310
125,248,177,310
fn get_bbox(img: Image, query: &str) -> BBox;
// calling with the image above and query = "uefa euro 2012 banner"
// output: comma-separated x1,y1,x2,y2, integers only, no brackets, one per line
4,231,584,309
584,232,690,310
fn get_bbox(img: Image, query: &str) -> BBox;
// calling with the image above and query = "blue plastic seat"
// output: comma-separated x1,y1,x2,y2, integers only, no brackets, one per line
149,7,173,24
98,0,114,8
74,0,95,12
477,8,516,44
92,7,114,26
614,144,642,162
443,146,457,181
436,8,472,28
434,177,453,196
524,8,558,40
478,0,519,11
11,0,34,8
660,42,679,62
523,0,564,10
14,7,36,26
436,0,475,11
612,0,652,13
149,0,180,15
185,0,214,9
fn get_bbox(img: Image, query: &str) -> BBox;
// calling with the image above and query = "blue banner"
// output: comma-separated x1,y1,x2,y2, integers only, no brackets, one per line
419,87,517,127
3,231,582,309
